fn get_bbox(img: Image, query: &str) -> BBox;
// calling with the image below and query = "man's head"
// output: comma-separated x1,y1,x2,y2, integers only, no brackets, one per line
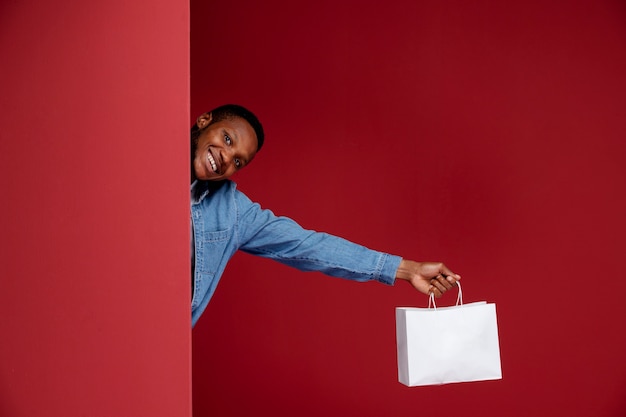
191,104,264,182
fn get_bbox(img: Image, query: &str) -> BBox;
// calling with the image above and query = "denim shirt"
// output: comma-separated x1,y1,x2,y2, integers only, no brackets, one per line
190,180,402,326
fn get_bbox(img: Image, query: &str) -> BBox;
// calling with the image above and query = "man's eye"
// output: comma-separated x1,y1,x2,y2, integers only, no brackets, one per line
235,159,242,168
225,134,232,145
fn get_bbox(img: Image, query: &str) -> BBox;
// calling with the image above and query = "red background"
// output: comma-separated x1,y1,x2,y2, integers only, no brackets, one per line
191,1,626,416
1,0,190,416
1,0,624,416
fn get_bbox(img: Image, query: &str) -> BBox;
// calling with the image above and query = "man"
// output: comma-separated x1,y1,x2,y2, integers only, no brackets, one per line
190,104,460,326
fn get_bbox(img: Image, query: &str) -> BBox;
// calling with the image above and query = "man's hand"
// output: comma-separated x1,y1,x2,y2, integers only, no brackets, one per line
395,260,461,298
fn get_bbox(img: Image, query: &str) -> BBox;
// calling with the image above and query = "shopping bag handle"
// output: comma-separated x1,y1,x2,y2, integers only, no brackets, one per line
428,281,463,310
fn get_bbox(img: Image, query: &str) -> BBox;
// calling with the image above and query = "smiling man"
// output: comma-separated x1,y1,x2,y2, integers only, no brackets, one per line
190,104,460,327
191,110,260,181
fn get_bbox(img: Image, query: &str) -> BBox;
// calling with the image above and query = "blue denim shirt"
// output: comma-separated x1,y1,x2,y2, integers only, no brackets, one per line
191,180,402,326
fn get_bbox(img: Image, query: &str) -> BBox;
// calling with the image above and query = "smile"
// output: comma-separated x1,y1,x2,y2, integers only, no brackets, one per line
207,151,217,173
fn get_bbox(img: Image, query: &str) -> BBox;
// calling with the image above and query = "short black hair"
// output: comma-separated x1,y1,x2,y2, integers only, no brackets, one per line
193,104,265,152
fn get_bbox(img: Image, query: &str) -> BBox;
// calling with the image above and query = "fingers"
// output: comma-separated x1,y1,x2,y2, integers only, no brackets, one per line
429,273,456,298
439,263,461,281
428,285,442,298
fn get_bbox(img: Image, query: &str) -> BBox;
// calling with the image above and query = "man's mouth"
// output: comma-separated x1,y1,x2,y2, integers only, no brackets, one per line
207,151,218,173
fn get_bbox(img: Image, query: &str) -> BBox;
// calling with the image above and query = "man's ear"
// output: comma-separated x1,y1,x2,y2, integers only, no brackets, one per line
196,112,213,129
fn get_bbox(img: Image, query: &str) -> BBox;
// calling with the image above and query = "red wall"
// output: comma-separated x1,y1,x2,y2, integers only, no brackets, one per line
0,1,190,416
191,1,626,416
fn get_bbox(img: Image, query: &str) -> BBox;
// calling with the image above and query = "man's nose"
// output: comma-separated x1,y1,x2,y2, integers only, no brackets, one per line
221,147,234,166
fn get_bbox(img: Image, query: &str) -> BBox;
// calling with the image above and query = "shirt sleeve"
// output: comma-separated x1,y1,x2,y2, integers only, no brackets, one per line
232,187,401,285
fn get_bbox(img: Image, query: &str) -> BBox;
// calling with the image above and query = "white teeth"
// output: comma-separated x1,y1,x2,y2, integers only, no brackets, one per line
207,152,217,172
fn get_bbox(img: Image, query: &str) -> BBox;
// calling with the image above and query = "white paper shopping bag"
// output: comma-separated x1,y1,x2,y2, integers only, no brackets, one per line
395,283,502,386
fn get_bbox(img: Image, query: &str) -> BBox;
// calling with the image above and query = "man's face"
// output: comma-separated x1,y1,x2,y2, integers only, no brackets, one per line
193,113,258,181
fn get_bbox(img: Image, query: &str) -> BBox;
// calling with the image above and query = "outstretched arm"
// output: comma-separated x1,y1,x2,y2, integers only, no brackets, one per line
233,185,460,294
395,260,461,298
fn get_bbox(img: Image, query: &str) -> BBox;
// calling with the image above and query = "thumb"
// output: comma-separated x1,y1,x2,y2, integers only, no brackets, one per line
440,265,461,281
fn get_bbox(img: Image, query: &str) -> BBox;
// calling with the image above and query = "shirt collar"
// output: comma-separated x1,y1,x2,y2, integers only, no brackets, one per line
191,179,227,204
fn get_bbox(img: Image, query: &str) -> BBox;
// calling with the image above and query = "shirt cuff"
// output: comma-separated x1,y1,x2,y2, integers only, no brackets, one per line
376,253,403,286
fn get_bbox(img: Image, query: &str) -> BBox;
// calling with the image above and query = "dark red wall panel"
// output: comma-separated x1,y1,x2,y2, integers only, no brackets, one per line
191,1,626,417
0,0,190,416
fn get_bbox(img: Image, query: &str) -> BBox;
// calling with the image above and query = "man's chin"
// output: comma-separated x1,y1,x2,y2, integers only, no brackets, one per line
194,165,220,181
202,172,229,182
